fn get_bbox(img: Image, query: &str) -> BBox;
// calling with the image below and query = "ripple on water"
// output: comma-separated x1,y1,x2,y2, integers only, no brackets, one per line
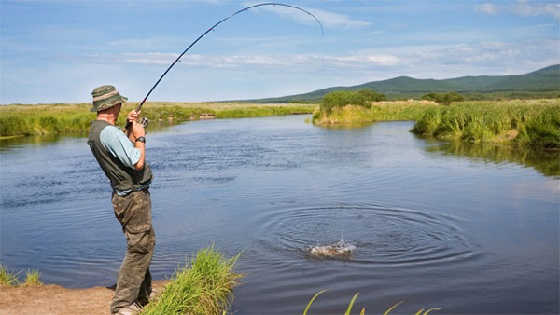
254,204,480,267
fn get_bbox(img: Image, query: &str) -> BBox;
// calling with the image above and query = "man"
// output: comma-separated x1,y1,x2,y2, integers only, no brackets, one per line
87,85,155,315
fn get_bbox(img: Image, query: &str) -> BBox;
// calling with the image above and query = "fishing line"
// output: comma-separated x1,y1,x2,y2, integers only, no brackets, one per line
133,2,324,115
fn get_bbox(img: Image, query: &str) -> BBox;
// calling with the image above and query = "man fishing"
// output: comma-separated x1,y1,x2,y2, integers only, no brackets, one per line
88,85,155,315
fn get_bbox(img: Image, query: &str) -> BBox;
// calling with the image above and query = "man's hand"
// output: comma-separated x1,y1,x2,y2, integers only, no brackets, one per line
127,110,141,123
132,119,146,140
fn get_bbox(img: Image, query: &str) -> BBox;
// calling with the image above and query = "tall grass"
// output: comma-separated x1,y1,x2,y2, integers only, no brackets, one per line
313,98,559,148
412,100,560,147
313,100,438,127
23,270,42,286
142,246,242,315
0,102,315,137
0,265,42,286
303,291,441,315
0,265,19,286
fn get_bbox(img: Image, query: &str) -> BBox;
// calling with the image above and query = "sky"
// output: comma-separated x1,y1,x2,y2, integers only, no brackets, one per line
1,0,559,104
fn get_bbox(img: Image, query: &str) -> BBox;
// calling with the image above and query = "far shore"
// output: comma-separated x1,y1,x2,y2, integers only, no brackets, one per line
0,102,317,139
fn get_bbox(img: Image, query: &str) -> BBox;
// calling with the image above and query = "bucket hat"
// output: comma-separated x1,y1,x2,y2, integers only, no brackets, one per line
91,85,128,112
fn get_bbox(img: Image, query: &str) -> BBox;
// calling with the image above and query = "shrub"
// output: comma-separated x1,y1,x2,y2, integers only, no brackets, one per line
321,89,385,113
422,92,464,105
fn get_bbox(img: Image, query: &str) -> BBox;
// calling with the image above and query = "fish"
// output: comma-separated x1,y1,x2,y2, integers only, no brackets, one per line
309,240,357,258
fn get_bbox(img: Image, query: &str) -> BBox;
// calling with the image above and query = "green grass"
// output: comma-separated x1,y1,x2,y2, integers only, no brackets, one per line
23,270,42,286
142,246,242,315
412,99,560,147
303,291,441,315
313,98,560,148
0,265,42,286
313,100,438,127
0,102,315,138
313,105,376,127
0,265,19,286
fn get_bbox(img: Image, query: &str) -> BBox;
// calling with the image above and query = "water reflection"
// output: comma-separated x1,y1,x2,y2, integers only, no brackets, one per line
426,141,560,177
0,122,175,152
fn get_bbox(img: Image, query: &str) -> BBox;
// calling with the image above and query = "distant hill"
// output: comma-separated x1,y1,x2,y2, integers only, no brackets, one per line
243,64,560,102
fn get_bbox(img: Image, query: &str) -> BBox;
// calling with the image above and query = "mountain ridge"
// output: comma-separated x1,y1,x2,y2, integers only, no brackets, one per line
242,64,559,103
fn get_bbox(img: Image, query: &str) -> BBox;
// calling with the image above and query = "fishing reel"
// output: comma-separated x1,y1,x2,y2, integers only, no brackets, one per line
124,116,149,135
139,117,149,128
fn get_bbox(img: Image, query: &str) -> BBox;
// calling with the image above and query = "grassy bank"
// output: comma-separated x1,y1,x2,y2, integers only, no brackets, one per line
313,99,560,147
0,265,42,287
412,99,560,147
0,102,315,138
142,246,242,315
312,100,438,127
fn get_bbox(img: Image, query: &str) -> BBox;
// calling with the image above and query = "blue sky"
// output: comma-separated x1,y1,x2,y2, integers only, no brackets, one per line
1,0,559,104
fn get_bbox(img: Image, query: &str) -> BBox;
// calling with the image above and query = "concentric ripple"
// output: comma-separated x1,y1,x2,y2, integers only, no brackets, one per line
254,204,479,266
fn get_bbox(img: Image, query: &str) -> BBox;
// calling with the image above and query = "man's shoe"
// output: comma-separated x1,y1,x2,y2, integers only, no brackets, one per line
113,303,142,315
149,288,162,300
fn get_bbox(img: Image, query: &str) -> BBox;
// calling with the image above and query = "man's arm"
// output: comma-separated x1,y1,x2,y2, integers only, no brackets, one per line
131,119,146,171
127,110,140,142
99,124,145,171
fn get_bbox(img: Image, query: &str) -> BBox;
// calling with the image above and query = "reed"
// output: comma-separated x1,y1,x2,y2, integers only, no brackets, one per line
142,246,242,315
0,265,19,286
412,99,560,147
0,102,315,138
23,270,42,286
303,291,441,315
0,265,42,286
312,100,438,127
313,98,559,147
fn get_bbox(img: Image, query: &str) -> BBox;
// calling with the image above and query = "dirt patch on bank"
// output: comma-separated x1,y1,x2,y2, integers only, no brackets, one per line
0,281,168,315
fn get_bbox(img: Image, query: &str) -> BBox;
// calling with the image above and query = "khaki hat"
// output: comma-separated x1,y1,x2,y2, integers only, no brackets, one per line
90,85,128,112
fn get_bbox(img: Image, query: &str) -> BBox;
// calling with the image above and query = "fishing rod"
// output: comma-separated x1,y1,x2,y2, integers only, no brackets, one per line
126,2,324,131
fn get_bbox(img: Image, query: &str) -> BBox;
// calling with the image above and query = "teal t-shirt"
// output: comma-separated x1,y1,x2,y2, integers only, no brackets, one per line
99,125,141,169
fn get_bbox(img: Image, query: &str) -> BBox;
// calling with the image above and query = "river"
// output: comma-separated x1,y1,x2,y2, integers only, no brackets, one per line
1,116,558,314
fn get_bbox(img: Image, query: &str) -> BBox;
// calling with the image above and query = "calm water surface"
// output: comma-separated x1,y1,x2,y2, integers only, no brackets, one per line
1,116,558,314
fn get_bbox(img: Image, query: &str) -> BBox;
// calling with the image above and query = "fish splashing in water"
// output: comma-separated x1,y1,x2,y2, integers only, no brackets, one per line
309,240,357,258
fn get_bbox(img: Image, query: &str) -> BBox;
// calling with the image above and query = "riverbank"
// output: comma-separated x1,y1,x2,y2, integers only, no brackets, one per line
313,99,560,148
1,247,241,315
0,281,168,315
0,102,316,138
312,100,438,127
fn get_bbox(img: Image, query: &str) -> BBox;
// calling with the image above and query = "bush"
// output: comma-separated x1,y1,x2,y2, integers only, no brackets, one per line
320,89,385,113
422,92,464,105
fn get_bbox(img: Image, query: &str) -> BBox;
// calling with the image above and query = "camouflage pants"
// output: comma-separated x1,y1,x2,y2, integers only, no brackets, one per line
110,190,156,314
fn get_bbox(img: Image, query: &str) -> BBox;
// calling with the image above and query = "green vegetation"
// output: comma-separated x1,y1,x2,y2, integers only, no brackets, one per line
421,92,464,105
313,94,560,148
0,265,42,286
0,102,315,138
0,265,19,286
320,89,386,114
313,99,438,127
303,291,441,315
412,100,560,147
142,246,242,315
23,270,42,286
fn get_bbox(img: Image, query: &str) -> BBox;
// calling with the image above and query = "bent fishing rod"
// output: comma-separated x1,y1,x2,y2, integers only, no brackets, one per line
126,2,323,131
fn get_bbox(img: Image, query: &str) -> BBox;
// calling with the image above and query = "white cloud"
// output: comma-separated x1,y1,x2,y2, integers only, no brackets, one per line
476,0,560,21
119,52,399,68
253,5,370,29
476,3,498,15
514,0,560,21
